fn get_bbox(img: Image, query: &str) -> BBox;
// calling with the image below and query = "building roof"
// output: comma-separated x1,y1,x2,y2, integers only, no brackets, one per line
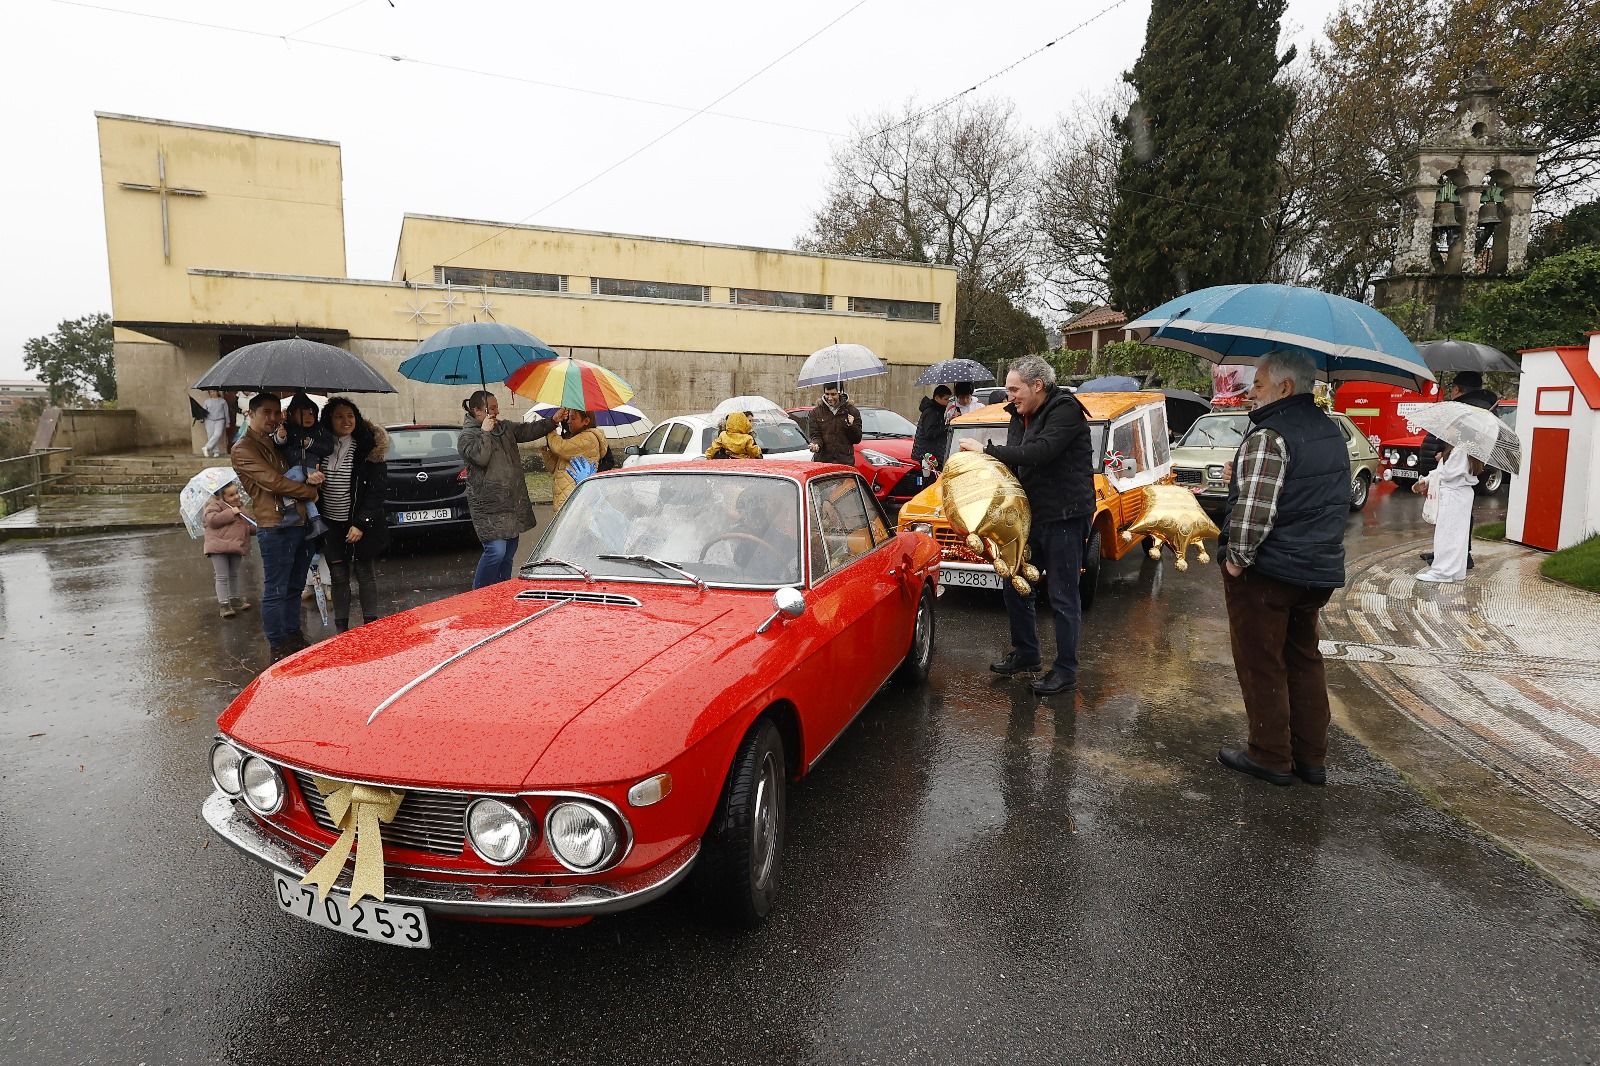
93,112,340,147
0,379,46,389
1061,305,1128,333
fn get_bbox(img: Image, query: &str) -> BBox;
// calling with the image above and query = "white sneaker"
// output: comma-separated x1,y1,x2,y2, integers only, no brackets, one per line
1415,569,1462,584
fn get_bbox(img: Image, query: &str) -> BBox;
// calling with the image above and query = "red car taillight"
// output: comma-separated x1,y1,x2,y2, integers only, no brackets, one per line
457,467,469,483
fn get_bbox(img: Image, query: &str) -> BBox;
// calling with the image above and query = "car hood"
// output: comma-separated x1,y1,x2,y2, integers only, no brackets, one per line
860,438,914,461
1171,444,1230,466
219,584,742,790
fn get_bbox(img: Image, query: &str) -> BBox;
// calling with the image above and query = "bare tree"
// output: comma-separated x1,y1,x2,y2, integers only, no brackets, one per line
1035,87,1127,309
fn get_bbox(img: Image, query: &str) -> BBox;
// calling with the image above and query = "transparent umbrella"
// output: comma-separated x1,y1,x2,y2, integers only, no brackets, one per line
1405,401,1521,473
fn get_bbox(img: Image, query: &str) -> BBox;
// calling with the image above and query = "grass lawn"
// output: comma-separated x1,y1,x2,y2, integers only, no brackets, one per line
523,470,553,503
1541,534,1600,594
1473,521,1506,541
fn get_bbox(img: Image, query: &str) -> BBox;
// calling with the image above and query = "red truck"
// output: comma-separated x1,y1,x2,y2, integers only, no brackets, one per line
1333,382,1515,493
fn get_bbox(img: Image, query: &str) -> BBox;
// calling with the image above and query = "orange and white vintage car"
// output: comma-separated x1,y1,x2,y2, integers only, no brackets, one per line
896,393,1174,607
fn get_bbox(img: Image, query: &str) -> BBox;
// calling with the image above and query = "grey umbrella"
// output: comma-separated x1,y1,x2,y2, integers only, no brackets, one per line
1415,340,1519,375
194,338,396,394
915,358,995,386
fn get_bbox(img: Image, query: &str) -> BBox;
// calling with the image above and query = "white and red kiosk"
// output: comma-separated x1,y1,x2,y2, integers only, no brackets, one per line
1507,331,1600,551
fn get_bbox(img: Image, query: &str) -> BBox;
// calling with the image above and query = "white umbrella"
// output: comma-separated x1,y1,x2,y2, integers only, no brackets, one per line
797,343,886,388
178,467,253,539
522,401,652,440
1405,401,1521,473
710,395,790,424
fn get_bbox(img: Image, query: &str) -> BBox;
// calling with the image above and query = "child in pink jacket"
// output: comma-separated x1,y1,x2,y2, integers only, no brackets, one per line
203,483,257,618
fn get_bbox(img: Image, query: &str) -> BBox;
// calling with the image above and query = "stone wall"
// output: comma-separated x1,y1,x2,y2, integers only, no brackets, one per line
31,407,141,456
115,336,221,447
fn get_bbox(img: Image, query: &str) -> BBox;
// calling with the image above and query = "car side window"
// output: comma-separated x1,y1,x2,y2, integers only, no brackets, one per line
1109,418,1144,476
700,427,716,453
862,482,892,544
665,423,692,454
1145,406,1171,467
808,477,876,582
640,424,670,456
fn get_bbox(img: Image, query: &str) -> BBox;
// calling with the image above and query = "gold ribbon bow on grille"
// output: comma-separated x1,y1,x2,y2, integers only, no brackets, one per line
299,777,405,906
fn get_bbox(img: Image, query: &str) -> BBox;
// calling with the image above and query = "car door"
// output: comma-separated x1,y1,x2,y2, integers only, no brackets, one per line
633,420,695,467
804,475,901,746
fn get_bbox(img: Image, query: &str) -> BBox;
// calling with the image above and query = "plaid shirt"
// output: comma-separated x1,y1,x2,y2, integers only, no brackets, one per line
1226,429,1289,568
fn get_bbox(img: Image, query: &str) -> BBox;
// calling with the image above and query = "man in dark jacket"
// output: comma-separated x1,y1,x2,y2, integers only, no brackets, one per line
958,355,1094,696
808,383,863,465
1419,370,1498,570
1216,350,1348,787
911,385,952,477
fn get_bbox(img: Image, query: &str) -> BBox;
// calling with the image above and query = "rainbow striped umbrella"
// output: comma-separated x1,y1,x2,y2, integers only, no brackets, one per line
505,356,635,411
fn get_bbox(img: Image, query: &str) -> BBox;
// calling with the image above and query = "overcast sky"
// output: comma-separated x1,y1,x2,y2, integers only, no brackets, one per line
0,0,1343,380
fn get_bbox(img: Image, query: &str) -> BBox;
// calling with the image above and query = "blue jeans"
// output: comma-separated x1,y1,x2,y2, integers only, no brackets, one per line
258,524,312,645
473,536,519,589
1001,515,1091,679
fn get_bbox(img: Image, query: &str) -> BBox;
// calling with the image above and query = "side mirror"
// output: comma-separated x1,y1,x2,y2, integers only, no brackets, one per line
624,444,641,457
756,586,806,634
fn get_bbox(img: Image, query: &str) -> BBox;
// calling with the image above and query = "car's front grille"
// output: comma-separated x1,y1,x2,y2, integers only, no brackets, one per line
515,589,641,607
933,527,983,562
1174,467,1204,486
293,771,468,856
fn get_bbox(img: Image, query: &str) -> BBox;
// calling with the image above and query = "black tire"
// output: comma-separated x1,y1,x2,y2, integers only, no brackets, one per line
695,718,786,928
1080,529,1103,611
1476,467,1505,495
1350,470,1372,511
895,584,936,684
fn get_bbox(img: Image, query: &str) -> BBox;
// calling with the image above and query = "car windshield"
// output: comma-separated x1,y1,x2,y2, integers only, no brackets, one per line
753,421,808,453
860,408,915,437
528,472,803,586
387,428,461,459
946,422,1108,469
1178,414,1250,449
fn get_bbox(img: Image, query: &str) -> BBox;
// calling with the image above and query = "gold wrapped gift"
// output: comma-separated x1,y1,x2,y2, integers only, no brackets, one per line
939,451,1041,593
1120,484,1220,571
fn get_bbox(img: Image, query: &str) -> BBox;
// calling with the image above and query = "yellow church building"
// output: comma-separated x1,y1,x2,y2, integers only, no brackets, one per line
96,112,956,449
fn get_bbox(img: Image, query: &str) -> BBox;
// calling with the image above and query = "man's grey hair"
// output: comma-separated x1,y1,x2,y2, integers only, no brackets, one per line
1009,355,1057,387
1258,350,1317,395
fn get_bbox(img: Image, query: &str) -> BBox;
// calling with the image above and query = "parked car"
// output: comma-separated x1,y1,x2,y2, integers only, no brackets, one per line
786,405,920,509
895,392,1173,608
203,463,941,941
623,414,811,466
1377,400,1517,495
1171,409,1380,512
381,424,471,533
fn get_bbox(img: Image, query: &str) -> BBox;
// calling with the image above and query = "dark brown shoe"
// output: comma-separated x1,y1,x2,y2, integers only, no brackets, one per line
1217,747,1294,786
1292,759,1327,786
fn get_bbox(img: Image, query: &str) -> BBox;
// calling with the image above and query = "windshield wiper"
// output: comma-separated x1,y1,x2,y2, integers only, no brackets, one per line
597,553,706,590
523,556,593,582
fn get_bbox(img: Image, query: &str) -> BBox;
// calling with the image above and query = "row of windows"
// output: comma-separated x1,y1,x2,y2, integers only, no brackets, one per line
431,266,938,321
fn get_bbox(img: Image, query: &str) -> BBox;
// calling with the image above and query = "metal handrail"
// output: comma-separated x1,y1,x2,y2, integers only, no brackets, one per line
0,447,75,514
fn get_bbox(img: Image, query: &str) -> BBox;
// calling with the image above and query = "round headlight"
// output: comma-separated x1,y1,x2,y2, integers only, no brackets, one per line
546,801,619,871
908,521,934,534
240,757,284,815
1406,453,1418,468
210,741,245,796
465,797,533,866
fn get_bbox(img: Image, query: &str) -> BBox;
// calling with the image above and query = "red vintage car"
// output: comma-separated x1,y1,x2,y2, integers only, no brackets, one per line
204,462,940,945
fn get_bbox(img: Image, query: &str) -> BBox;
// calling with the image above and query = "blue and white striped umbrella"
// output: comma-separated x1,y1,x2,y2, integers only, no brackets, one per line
1126,284,1434,391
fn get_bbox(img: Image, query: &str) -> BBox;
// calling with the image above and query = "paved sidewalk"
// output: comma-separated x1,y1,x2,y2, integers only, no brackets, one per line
1322,537,1600,898
0,493,182,538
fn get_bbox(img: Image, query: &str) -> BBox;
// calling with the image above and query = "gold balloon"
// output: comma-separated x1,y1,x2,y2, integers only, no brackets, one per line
1120,484,1220,572
940,451,1040,593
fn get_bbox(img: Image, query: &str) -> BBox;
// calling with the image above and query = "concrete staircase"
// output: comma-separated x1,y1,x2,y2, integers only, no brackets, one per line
45,453,230,496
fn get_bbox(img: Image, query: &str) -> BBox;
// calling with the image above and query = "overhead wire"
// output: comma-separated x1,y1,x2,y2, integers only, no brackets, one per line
41,0,842,137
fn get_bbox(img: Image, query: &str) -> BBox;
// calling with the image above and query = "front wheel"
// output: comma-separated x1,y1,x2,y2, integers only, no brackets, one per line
896,584,936,684
1476,467,1505,495
1349,470,1372,511
695,719,786,927
1080,529,1103,611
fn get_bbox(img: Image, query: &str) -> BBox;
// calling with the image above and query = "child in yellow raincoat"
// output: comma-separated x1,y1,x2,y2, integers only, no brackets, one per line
705,412,763,460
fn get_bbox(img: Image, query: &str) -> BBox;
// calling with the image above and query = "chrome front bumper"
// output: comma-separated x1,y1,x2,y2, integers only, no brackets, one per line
202,792,698,919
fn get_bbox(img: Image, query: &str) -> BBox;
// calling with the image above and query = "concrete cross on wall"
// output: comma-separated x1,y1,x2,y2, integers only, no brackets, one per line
119,147,206,263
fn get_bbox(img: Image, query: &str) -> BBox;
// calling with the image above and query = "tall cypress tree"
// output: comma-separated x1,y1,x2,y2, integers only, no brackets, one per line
1105,0,1296,315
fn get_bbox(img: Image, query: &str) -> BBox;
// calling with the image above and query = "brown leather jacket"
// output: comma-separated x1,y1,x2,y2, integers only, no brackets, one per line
230,426,319,529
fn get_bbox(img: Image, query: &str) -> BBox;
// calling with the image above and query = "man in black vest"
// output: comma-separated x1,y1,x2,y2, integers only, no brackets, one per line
959,355,1095,696
1217,350,1348,786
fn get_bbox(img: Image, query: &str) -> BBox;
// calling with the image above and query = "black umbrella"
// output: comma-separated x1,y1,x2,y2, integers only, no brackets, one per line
1415,340,1519,375
915,358,995,385
194,338,396,394
1150,388,1211,438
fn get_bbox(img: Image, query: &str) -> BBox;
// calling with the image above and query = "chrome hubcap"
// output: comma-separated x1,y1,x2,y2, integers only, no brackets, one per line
752,753,778,889
913,600,931,663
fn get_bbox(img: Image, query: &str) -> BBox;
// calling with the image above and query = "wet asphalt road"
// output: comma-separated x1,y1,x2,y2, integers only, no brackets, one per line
2,487,1597,1065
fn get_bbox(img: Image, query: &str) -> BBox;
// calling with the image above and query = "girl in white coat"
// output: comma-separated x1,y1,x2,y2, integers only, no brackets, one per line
1413,444,1481,583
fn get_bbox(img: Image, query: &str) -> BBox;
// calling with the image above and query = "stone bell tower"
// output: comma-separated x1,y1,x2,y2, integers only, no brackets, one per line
1375,65,1540,329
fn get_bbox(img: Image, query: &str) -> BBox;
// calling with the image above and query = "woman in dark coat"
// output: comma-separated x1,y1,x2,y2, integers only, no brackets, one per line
317,397,390,632
458,390,558,588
